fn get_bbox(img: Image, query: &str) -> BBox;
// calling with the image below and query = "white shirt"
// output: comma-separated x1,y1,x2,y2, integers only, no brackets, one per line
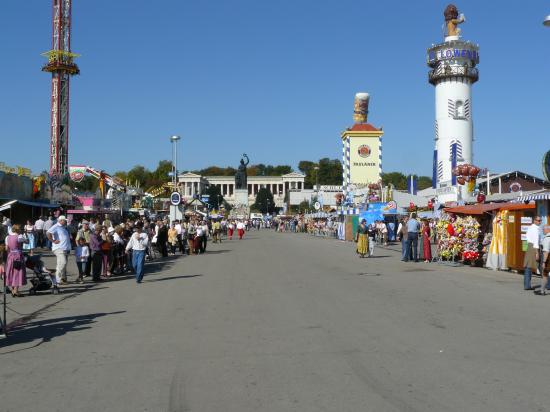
113,232,124,245
542,234,550,253
237,222,245,230
47,223,72,252
526,224,540,249
34,219,45,230
125,232,149,251
175,223,182,235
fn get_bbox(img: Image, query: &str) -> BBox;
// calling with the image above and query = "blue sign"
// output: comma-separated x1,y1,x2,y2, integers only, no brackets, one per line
428,48,479,63
170,192,181,206
359,202,397,225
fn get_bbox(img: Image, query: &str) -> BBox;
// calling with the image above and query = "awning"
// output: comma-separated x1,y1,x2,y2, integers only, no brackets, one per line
445,202,535,215
516,192,550,202
337,208,361,216
0,199,59,212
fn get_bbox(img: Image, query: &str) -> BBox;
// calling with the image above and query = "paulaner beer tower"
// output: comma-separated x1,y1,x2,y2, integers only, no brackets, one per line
42,0,80,175
341,93,384,202
427,4,479,201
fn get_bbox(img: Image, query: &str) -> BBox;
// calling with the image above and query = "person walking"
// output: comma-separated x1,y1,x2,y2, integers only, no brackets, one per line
535,225,550,295
125,223,149,283
76,220,92,277
23,220,36,255
237,220,245,240
5,224,28,297
228,221,235,240
422,219,432,262
524,216,542,291
168,223,178,255
75,237,89,284
397,217,409,261
34,216,45,248
157,221,168,258
201,220,209,253
355,219,369,258
367,223,376,257
175,220,184,253
212,219,221,243
100,226,112,277
404,213,420,262
89,226,104,282
187,221,197,255
43,215,55,250
46,215,71,285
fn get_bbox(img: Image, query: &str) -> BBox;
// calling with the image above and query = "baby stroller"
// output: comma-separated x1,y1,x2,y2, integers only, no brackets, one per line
26,254,60,295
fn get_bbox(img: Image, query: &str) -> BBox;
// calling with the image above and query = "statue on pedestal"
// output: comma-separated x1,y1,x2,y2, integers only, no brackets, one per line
444,4,465,37
235,154,249,190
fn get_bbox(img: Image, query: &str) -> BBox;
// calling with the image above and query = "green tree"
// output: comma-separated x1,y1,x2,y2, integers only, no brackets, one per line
252,187,275,214
317,158,342,186
417,176,433,190
204,185,225,210
127,165,151,188
73,175,99,193
113,171,128,183
381,172,407,190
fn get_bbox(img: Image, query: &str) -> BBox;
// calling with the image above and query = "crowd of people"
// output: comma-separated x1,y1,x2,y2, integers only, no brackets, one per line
0,214,252,296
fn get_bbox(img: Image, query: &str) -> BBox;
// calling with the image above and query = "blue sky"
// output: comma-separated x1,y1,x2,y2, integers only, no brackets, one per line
2,0,550,178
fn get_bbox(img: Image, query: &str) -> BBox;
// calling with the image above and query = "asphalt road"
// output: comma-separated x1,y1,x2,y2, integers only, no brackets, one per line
1,230,549,412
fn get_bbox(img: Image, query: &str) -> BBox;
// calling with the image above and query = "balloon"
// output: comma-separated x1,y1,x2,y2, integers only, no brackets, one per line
452,167,459,176
447,223,455,236
465,176,471,182
457,176,466,185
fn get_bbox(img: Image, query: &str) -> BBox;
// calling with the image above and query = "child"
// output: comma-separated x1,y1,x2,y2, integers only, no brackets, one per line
75,237,89,284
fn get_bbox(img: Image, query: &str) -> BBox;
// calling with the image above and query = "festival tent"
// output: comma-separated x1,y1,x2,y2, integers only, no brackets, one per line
0,199,59,222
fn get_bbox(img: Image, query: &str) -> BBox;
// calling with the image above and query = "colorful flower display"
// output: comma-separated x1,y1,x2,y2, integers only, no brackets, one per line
436,213,481,261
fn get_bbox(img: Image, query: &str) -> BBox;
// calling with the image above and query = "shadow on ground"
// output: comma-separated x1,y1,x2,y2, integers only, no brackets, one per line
144,274,203,283
0,311,125,354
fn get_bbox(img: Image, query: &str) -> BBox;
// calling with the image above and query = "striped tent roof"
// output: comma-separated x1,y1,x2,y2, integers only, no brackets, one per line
516,192,550,202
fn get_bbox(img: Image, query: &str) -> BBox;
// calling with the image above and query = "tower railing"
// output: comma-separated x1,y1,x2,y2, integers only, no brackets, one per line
429,65,478,85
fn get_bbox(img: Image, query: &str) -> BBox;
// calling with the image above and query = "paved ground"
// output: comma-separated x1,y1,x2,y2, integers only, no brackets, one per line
1,230,549,412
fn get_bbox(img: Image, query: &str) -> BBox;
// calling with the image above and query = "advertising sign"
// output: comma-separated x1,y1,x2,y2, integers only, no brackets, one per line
69,165,86,182
349,137,380,186
359,202,396,226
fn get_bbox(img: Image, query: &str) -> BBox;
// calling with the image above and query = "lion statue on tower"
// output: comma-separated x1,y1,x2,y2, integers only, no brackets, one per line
444,4,465,37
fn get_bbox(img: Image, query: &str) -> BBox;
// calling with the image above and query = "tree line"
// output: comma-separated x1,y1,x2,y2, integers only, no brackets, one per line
72,158,433,194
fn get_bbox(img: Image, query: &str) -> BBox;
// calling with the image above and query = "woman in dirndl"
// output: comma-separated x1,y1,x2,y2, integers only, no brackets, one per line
23,219,36,255
356,219,369,258
5,224,27,297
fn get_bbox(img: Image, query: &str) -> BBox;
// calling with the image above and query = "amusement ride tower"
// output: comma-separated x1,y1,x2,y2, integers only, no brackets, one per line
427,4,479,201
42,0,79,176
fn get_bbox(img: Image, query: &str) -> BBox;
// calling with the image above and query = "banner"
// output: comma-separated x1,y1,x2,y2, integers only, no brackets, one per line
359,202,397,225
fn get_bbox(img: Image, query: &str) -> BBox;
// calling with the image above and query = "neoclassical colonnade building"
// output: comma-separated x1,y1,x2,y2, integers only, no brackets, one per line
177,172,305,207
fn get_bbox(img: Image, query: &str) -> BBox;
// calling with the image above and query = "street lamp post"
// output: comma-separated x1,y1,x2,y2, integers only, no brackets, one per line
170,135,181,222
314,166,320,193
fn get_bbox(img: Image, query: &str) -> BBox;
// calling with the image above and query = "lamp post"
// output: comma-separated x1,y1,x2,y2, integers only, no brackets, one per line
266,198,271,216
170,135,181,221
313,166,320,193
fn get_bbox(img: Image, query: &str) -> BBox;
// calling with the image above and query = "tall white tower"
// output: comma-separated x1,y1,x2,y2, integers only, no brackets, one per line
427,4,479,202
